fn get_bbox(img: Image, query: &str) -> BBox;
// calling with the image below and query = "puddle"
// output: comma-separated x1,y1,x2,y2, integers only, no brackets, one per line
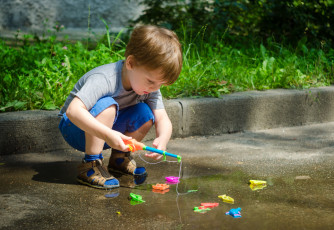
0,153,333,229
122,168,334,229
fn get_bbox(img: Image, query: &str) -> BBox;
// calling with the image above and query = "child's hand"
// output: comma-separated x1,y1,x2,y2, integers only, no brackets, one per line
106,130,132,152
145,137,167,160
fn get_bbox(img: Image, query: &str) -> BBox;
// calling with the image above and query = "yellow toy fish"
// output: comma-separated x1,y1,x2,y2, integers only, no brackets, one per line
249,180,267,191
218,194,234,204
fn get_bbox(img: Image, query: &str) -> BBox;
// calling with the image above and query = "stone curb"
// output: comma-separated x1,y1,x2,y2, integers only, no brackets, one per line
1,86,334,155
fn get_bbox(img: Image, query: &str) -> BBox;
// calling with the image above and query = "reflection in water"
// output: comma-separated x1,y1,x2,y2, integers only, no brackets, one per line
105,190,119,198
152,188,170,194
134,173,148,185
117,172,148,188
130,200,145,206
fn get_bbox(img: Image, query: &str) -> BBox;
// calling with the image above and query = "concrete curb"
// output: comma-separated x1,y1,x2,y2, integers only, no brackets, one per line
1,86,334,155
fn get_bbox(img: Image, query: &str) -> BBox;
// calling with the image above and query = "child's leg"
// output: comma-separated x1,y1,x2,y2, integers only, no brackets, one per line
124,119,153,142
108,103,154,175
85,105,117,155
59,96,120,189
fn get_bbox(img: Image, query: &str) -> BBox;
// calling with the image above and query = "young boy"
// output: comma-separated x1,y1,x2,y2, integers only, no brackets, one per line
58,25,182,189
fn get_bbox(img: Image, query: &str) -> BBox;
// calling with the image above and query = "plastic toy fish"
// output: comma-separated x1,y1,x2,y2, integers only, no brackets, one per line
152,183,170,190
249,180,267,191
249,180,267,186
194,206,211,213
201,203,219,208
129,193,145,202
193,202,219,213
197,206,211,210
218,194,234,204
165,176,180,184
249,183,267,191
225,207,242,218
124,139,182,162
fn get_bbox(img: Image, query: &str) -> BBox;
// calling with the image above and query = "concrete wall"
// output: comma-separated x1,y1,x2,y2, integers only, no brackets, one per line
0,0,144,39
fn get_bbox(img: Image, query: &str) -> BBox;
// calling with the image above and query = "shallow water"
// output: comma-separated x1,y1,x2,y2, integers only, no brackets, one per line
0,154,333,230
1,122,334,229
117,162,334,230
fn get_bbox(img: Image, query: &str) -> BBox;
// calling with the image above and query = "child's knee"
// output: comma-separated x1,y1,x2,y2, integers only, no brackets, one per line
137,119,153,133
89,96,119,118
112,103,154,134
96,104,117,128
99,104,117,117
136,103,154,120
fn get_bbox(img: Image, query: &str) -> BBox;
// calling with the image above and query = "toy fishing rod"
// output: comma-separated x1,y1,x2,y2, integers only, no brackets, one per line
124,139,182,163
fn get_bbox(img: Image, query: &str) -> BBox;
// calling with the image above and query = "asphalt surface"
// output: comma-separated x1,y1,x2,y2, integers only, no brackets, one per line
1,122,334,229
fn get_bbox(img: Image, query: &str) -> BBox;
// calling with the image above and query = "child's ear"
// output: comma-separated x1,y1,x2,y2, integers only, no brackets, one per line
126,55,135,70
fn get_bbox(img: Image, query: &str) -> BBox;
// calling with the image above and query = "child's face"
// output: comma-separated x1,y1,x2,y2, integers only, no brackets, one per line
125,57,166,95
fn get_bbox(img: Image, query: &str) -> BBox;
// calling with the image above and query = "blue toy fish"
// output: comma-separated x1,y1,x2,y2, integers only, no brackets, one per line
226,207,242,218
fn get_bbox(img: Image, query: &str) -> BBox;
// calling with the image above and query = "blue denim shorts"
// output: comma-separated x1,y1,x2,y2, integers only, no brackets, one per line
59,96,154,152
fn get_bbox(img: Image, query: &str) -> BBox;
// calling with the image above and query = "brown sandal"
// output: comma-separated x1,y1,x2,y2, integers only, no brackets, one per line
77,159,119,189
108,150,147,176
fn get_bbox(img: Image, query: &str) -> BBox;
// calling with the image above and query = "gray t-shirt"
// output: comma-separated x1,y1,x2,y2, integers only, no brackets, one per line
59,60,164,115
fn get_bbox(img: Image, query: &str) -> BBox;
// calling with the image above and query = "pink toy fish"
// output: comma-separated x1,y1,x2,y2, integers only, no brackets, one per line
165,176,180,184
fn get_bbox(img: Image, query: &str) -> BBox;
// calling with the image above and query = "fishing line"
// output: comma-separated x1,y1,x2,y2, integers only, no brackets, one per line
137,152,201,225
137,152,191,196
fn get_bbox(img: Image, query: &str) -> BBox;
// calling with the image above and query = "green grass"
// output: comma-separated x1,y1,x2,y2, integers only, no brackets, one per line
161,34,334,98
1,29,333,112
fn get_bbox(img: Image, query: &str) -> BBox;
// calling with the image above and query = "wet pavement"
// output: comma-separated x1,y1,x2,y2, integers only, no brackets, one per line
1,122,334,230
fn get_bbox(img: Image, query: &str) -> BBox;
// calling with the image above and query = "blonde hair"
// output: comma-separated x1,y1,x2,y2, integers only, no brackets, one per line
125,25,182,85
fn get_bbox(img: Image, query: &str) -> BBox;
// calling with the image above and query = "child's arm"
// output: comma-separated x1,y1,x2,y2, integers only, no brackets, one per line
145,108,172,160
66,97,131,151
